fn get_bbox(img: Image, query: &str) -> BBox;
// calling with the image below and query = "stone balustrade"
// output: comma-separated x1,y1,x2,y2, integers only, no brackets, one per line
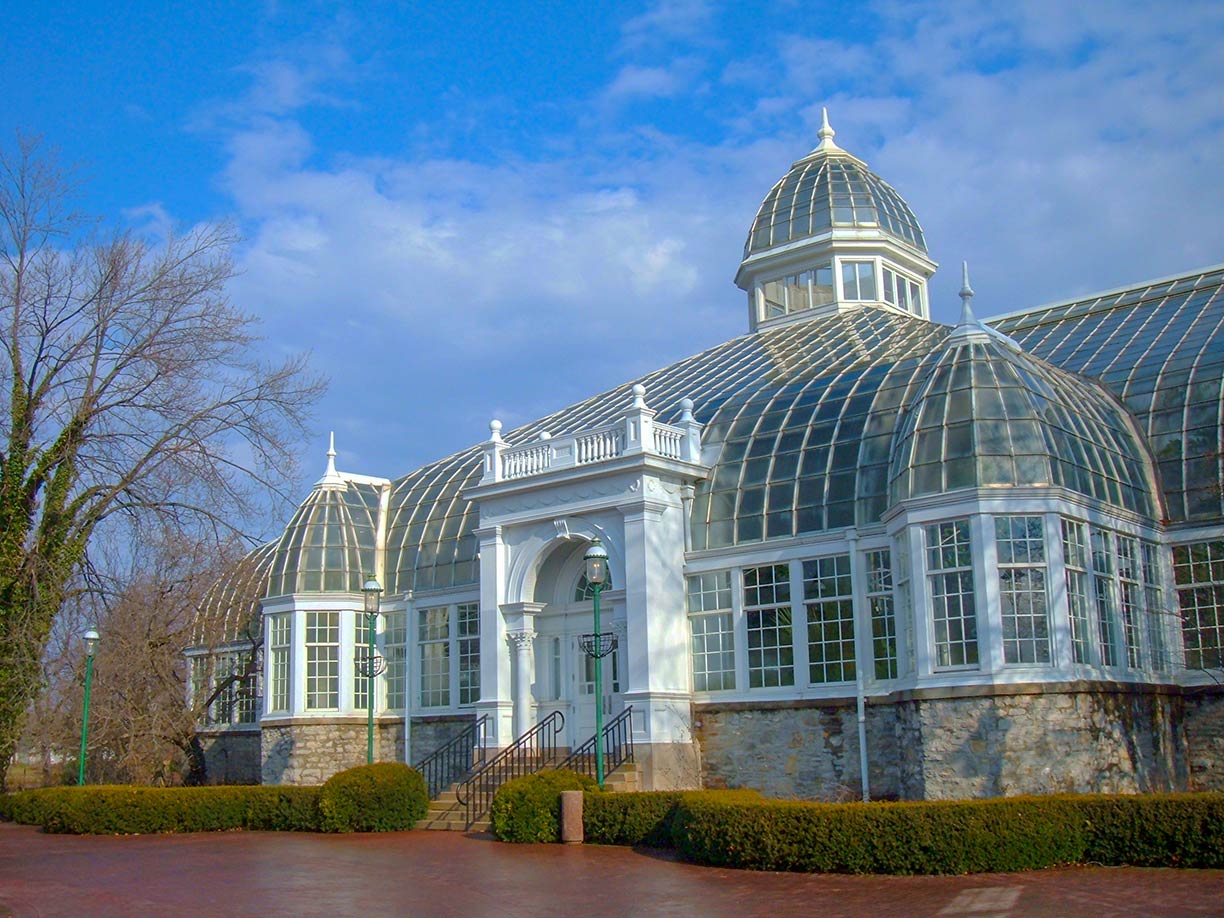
481,385,703,485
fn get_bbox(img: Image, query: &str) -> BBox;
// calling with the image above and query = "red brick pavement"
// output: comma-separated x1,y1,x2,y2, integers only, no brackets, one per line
1,821,1221,917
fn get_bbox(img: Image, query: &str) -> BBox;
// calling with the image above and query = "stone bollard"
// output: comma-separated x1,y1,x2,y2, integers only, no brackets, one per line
560,790,584,845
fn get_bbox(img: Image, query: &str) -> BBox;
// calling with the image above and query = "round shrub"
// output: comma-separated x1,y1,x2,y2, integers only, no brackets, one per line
318,763,428,832
490,770,598,843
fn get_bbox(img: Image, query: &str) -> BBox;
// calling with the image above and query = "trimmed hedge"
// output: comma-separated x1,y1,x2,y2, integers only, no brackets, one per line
666,792,1224,874
0,785,321,835
318,763,428,832
490,770,598,843
583,789,763,848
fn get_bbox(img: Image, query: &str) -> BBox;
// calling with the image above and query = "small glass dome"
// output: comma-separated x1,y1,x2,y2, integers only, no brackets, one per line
266,481,382,596
744,146,926,258
193,542,275,645
888,331,1161,517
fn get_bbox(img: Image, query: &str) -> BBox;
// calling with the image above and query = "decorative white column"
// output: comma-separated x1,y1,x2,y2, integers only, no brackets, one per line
474,524,513,747
507,630,536,739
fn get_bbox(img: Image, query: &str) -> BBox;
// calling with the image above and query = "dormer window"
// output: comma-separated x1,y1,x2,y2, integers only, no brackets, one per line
883,266,924,315
760,263,834,319
841,261,878,300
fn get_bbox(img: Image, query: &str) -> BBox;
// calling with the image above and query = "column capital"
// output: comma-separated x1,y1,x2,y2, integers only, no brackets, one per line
507,630,536,650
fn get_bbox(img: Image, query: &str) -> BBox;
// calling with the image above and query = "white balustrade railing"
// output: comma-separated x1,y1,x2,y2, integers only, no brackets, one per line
652,423,684,460
501,442,553,480
576,427,624,464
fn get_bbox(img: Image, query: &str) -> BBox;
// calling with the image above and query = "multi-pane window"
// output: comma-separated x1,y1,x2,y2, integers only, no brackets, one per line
743,564,794,688
1116,536,1144,668
926,520,978,668
1062,520,1094,664
803,555,855,683
995,516,1050,664
687,571,735,691
841,260,877,300
419,607,450,708
761,264,833,318
1141,542,1169,671
458,602,481,705
354,615,372,711
213,650,258,724
269,613,291,712
867,549,898,679
191,657,209,719
383,612,407,711
882,267,923,314
1173,541,1224,670
1091,530,1122,666
305,611,340,710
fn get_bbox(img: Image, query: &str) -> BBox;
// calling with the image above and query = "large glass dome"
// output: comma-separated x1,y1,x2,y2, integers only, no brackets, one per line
193,542,275,645
266,481,382,596
744,147,926,258
888,329,1161,517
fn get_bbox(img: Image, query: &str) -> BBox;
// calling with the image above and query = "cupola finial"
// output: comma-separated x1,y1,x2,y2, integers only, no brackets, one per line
958,261,976,325
315,430,345,489
813,106,842,154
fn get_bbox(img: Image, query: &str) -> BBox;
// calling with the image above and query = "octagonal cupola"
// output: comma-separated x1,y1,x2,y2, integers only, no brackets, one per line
736,109,939,332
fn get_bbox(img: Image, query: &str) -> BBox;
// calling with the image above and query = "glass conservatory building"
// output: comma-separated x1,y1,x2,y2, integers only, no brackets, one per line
190,114,1224,799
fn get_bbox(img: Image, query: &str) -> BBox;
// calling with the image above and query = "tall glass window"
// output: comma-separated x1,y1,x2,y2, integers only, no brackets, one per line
1091,530,1122,666
1141,541,1168,671
803,555,855,683
743,564,794,688
354,614,372,711
761,264,833,319
383,611,407,711
1061,520,1094,664
419,607,450,708
305,611,340,710
841,260,877,300
1173,541,1224,670
926,520,978,669
269,613,291,712
1116,535,1144,668
882,267,923,314
995,516,1050,664
687,571,735,691
866,550,897,679
458,602,481,705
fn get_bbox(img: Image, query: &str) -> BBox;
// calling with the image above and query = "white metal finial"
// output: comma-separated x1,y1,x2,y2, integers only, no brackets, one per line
489,419,503,443
679,397,695,422
632,383,647,408
814,106,842,154
325,431,338,476
958,261,977,325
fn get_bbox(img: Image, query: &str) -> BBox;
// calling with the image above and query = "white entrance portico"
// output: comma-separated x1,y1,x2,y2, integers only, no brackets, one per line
464,387,708,789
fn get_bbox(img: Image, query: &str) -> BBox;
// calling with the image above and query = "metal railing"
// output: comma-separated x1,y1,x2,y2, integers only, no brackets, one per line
412,714,489,799
557,705,634,784
456,710,566,827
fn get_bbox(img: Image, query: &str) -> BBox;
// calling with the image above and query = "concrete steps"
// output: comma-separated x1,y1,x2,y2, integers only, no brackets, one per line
415,762,641,831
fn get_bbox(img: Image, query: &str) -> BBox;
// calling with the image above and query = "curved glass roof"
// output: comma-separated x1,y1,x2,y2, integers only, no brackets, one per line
194,542,275,645
991,266,1224,526
266,481,382,596
744,151,926,258
889,331,1159,517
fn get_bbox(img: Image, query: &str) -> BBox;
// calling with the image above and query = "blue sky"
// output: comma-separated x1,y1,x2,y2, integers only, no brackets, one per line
4,0,1223,535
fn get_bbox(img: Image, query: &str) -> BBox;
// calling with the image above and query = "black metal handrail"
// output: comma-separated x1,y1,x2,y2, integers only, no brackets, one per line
412,714,489,799
456,710,566,827
557,705,634,783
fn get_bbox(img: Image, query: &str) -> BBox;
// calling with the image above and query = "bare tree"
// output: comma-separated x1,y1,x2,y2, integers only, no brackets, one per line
0,135,324,787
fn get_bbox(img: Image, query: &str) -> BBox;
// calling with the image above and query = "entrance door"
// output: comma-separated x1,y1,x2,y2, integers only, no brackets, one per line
570,635,620,747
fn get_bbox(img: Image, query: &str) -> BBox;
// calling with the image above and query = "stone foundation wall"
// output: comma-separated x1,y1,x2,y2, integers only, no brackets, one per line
695,683,1188,802
693,700,898,800
195,729,261,785
409,715,475,767
261,718,405,785
1184,688,1224,791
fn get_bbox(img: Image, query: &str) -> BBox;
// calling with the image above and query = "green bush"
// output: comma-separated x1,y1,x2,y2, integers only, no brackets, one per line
490,770,598,843
317,763,428,833
666,791,1224,874
584,788,763,848
0,785,320,834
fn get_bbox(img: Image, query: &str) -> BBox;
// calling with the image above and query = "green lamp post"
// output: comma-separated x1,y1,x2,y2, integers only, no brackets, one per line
583,540,610,788
77,626,99,785
361,575,383,765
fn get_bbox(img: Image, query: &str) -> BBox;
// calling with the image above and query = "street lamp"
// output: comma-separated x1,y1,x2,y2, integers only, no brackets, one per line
78,626,99,786
583,540,610,788
361,575,384,765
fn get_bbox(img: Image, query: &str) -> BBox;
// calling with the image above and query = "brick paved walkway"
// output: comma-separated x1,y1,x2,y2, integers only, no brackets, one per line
1,821,1221,917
